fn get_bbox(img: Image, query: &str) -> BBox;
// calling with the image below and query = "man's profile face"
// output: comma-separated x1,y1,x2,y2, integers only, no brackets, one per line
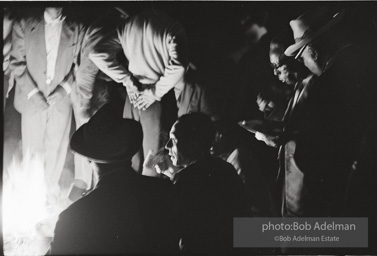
270,52,298,86
165,122,192,167
299,46,322,76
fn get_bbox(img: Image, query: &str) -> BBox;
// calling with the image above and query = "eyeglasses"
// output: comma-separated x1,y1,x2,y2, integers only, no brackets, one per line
270,61,289,76
270,59,286,71
295,44,308,63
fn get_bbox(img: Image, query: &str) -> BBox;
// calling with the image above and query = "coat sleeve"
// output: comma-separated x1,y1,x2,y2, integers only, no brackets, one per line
153,22,189,100
75,24,100,110
3,9,14,73
88,22,132,86
60,22,86,92
10,19,39,95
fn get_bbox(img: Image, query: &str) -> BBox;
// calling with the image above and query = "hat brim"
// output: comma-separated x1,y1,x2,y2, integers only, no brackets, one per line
285,9,345,57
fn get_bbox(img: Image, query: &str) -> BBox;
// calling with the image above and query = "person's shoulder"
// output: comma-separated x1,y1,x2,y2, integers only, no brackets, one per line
211,157,240,177
132,9,183,33
138,175,174,193
139,174,172,185
212,156,235,168
14,9,43,28
64,15,86,31
60,190,101,216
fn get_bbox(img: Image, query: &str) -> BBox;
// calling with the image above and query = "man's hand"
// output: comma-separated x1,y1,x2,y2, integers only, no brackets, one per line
30,91,49,110
134,89,157,111
256,94,275,113
124,77,140,105
47,85,67,106
255,132,279,148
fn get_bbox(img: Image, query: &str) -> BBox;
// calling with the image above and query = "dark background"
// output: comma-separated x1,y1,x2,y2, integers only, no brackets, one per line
3,1,377,71
1,2,377,255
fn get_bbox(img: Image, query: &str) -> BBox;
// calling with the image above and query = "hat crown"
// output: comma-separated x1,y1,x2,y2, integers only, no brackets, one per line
290,7,333,41
70,104,143,163
284,7,345,57
85,105,118,136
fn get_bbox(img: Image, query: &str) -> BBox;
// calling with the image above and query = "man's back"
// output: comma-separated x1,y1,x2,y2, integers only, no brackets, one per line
50,168,176,254
172,156,250,253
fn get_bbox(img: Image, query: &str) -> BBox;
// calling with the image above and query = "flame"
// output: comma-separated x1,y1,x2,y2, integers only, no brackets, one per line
3,149,71,256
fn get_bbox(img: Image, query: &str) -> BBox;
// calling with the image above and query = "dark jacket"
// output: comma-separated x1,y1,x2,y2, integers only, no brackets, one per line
279,45,367,217
171,156,251,253
49,167,177,255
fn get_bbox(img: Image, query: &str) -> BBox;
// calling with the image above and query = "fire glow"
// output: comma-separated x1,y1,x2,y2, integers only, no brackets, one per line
3,149,71,256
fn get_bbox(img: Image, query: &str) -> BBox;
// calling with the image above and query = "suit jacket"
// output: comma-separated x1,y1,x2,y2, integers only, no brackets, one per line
3,9,14,74
278,45,366,217
49,168,177,255
10,12,85,114
75,8,128,115
176,78,216,120
172,156,251,253
89,9,189,101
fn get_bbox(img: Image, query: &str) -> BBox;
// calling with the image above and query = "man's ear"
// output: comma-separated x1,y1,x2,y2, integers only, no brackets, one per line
308,46,319,61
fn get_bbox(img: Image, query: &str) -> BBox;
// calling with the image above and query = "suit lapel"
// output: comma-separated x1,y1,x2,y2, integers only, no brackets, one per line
29,18,47,71
286,76,316,125
283,93,295,123
57,19,74,60
52,19,74,85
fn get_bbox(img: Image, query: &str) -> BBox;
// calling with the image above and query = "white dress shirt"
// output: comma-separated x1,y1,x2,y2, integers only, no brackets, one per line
28,11,71,99
44,10,64,85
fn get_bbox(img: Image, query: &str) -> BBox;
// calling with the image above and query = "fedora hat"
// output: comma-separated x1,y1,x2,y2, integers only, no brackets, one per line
285,7,345,57
70,104,143,163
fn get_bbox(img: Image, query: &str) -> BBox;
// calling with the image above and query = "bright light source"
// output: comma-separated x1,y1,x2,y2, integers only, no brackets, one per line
3,149,71,256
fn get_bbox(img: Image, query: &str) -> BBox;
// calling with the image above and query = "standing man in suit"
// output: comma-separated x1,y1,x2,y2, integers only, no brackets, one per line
89,9,189,176
281,7,367,218
10,7,85,191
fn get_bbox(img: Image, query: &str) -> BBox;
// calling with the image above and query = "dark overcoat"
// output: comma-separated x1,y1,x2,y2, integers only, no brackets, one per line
171,156,251,253
49,167,177,255
279,45,368,217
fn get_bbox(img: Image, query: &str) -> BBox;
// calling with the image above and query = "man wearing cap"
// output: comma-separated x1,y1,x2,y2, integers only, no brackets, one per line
89,9,189,176
279,7,372,217
49,104,176,255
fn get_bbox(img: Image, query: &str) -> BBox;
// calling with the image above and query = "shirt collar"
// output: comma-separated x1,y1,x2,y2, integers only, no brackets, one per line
44,10,65,25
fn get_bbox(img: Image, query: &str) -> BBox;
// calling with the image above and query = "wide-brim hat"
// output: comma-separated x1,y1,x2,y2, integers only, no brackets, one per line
285,8,345,57
70,104,143,163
